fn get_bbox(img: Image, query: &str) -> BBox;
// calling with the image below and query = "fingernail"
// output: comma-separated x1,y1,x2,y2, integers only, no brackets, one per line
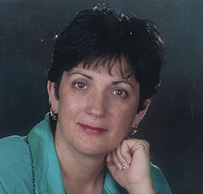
117,163,123,170
106,154,111,162
126,158,131,164
123,164,129,170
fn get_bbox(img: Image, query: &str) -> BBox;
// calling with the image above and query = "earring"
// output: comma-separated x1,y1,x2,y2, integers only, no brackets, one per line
50,109,58,121
131,127,138,135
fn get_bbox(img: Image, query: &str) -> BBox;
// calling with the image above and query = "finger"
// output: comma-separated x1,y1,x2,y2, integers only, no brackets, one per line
115,143,130,170
119,139,135,164
119,139,150,168
122,139,149,153
106,152,120,173
106,152,112,163
129,139,150,156
128,140,151,174
111,149,123,170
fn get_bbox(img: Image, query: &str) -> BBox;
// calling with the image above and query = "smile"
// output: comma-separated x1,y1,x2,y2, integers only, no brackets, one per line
79,124,108,135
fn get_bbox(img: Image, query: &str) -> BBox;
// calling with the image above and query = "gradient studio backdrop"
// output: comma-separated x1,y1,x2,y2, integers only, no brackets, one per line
0,1,203,194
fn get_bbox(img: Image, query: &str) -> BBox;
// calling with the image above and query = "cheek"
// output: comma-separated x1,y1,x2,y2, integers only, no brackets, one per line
57,95,85,137
59,95,84,117
113,106,137,132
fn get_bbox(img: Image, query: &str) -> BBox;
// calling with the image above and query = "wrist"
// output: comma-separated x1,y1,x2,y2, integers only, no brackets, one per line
127,182,156,194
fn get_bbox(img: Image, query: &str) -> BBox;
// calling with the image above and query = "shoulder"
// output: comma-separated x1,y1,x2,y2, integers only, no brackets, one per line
150,163,172,194
0,134,27,148
0,135,33,193
0,135,30,162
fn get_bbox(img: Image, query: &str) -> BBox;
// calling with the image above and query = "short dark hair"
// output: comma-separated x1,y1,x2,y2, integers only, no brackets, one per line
47,5,165,111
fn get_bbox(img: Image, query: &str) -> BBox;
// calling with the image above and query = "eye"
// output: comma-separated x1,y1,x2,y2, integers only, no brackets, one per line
73,82,87,89
113,89,128,97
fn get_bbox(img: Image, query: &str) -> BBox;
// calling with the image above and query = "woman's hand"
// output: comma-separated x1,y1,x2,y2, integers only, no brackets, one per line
106,139,156,194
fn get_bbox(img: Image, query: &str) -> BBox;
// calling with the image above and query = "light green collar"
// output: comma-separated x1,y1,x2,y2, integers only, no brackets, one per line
28,113,65,194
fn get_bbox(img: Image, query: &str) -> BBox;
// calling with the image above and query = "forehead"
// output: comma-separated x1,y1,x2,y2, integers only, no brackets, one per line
74,56,134,79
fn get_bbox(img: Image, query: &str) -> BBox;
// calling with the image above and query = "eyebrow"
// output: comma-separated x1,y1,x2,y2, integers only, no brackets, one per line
112,81,134,89
70,71,134,89
70,72,93,80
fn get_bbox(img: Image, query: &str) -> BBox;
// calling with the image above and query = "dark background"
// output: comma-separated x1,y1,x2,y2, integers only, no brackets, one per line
0,0,203,193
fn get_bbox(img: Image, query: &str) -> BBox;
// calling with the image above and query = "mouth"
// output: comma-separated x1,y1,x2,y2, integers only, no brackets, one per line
79,124,108,135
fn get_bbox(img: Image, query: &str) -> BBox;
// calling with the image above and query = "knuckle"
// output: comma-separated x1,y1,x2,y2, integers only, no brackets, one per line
137,139,150,149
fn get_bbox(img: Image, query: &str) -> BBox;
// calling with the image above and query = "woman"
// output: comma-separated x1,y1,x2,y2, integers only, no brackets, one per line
0,5,171,194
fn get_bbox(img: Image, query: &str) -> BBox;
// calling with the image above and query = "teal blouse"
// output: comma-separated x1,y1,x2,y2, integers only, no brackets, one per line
0,113,172,194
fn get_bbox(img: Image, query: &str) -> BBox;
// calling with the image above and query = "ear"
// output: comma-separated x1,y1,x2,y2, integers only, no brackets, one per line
132,98,151,128
47,81,59,113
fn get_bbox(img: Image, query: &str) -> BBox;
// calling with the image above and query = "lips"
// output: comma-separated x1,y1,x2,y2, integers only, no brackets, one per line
79,124,107,135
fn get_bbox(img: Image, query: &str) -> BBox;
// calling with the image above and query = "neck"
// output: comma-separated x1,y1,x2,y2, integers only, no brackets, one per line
55,128,106,194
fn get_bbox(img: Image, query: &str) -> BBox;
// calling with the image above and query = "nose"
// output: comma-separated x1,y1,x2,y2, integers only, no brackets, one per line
86,92,107,117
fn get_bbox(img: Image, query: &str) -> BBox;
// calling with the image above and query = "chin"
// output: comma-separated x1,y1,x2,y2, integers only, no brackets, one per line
76,143,110,157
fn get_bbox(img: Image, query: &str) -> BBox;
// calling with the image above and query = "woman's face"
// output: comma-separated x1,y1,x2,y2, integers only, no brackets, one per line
48,59,149,156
